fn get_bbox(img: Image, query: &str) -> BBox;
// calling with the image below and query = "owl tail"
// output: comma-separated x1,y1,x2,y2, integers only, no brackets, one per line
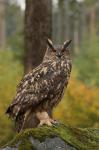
16,111,39,132
16,114,25,133
6,105,15,119
6,104,20,120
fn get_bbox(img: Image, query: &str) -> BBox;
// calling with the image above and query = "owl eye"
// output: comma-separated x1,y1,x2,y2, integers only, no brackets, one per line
47,39,56,52
62,40,72,52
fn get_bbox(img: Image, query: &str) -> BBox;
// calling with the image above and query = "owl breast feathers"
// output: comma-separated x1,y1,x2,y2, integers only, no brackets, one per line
6,39,72,132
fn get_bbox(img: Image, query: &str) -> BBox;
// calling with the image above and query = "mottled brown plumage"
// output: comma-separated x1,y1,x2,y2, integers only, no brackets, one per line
6,39,72,132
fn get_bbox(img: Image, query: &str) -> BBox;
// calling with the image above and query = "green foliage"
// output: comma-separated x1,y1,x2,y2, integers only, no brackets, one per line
54,74,99,128
5,3,23,38
75,36,99,86
0,50,23,146
7,30,24,61
5,2,24,60
84,0,99,6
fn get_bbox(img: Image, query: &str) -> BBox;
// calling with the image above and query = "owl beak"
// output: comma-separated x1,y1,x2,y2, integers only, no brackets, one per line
56,52,62,59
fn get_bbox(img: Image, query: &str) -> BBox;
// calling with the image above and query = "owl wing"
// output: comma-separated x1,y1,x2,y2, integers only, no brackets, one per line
6,62,54,119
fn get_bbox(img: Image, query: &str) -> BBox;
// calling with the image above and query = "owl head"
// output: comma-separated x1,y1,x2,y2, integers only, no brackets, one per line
43,39,71,62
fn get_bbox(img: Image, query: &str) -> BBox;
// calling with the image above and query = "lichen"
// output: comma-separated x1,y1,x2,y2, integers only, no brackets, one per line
2,124,99,150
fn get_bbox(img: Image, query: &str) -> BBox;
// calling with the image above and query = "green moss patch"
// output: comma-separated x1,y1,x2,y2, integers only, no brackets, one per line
2,124,99,150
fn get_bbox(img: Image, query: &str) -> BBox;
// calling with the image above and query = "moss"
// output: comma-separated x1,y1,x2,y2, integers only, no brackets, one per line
18,138,36,150
3,124,99,150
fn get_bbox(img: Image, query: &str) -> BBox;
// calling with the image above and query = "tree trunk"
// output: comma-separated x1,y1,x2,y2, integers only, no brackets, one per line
24,0,52,73
90,6,96,39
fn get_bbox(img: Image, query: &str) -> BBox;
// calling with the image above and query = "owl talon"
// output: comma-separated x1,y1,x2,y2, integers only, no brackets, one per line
51,119,60,125
38,119,53,127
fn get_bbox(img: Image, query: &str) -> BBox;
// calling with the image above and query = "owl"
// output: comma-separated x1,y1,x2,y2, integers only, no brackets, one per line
6,39,72,132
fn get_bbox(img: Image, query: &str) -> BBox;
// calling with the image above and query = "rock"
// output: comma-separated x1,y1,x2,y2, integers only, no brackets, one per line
1,124,99,150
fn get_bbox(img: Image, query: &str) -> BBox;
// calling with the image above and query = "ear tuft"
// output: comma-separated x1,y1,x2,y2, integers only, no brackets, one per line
62,40,72,50
46,39,55,51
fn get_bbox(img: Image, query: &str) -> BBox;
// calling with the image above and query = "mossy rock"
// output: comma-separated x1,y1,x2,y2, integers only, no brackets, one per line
1,124,99,150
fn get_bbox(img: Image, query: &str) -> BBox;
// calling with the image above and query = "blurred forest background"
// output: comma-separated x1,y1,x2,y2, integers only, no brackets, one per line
0,0,99,147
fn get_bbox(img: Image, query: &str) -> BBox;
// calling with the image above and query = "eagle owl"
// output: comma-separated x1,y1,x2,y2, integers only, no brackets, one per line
6,39,72,132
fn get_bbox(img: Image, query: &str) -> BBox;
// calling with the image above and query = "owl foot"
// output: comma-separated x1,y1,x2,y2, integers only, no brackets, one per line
38,118,53,127
36,111,53,127
51,119,60,126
